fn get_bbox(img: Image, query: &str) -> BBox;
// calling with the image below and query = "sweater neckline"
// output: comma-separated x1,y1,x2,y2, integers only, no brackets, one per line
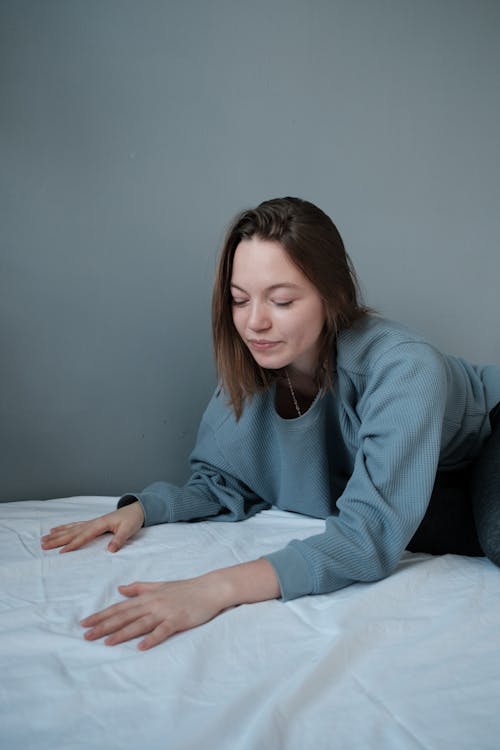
270,382,323,428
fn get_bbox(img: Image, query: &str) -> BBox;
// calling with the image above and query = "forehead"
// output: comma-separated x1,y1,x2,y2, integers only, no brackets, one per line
231,237,306,286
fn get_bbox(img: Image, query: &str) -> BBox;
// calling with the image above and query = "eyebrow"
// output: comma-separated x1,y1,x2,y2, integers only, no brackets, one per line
230,282,301,293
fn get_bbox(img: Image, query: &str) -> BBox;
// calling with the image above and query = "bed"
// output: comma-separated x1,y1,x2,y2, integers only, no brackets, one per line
1,496,499,749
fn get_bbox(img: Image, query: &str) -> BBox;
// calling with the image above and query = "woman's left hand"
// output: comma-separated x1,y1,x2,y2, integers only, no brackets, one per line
80,576,229,651
80,559,280,650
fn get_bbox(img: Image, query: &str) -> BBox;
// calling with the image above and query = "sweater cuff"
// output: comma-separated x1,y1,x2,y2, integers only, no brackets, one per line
117,493,158,526
264,545,315,602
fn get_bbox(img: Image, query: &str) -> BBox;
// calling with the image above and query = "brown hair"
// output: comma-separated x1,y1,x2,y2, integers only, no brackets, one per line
212,197,369,419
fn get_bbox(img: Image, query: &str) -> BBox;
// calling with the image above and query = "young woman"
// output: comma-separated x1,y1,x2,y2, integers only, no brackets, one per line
41,197,500,651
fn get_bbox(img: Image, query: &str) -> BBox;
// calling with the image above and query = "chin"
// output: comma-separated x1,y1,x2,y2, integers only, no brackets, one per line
252,354,290,371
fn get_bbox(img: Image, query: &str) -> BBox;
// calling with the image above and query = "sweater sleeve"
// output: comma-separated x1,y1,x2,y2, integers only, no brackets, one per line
117,409,271,526
265,343,449,601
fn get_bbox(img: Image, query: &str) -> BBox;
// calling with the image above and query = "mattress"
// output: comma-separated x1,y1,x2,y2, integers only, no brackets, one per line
1,496,499,749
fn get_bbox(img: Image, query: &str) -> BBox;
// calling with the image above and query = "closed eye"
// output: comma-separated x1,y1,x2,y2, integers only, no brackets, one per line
273,300,293,307
231,298,249,306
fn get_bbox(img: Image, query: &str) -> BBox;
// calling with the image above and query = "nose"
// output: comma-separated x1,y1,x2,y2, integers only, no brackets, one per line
248,301,271,332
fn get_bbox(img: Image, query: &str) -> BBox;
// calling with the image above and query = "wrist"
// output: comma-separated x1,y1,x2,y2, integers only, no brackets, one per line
117,495,146,526
132,501,145,527
202,559,281,610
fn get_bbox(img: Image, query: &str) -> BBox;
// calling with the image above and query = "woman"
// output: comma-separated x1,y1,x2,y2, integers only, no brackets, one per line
41,197,500,651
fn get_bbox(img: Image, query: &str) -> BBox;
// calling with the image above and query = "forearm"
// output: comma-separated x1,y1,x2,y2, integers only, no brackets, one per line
203,558,281,609
81,558,282,650
117,483,223,526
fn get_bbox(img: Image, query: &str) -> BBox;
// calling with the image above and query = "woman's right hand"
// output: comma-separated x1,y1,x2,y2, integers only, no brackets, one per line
41,501,145,554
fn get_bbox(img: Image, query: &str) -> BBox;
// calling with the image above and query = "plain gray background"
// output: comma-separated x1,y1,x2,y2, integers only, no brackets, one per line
1,0,499,501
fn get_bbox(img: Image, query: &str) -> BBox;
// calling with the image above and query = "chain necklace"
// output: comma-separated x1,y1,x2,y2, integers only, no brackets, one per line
285,369,302,417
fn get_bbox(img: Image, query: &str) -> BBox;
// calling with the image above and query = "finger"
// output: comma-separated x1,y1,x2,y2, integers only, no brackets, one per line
82,605,144,640
81,605,127,628
103,614,159,646
58,520,111,553
42,521,104,551
107,531,128,553
46,522,83,534
42,524,84,542
138,621,177,651
41,529,82,550
80,596,143,627
59,530,102,553
118,582,162,596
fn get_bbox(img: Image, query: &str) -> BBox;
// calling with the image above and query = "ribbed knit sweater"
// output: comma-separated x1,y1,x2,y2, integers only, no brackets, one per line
118,316,500,601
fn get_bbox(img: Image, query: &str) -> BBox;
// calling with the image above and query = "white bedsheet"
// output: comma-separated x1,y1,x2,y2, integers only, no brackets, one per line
1,496,499,750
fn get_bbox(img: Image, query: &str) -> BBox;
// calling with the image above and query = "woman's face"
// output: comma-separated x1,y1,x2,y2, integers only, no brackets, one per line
230,236,326,377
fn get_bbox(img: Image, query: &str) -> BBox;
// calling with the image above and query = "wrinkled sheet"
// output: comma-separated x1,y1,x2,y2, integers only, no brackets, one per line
1,496,499,750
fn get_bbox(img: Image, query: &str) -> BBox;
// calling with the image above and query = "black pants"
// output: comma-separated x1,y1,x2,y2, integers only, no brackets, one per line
407,402,500,565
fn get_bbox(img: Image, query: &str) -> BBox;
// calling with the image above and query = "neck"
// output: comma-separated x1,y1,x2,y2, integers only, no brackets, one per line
284,367,317,399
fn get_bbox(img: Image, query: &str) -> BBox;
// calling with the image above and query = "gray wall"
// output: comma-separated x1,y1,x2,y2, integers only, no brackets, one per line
1,0,499,501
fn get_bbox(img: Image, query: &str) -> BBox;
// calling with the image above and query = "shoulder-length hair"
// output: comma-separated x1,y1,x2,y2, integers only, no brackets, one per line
212,196,369,419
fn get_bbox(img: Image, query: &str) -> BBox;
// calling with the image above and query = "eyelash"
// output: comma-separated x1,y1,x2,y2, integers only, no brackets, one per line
231,299,293,308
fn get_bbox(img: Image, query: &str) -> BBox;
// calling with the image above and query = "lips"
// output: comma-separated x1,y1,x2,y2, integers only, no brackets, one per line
248,339,281,350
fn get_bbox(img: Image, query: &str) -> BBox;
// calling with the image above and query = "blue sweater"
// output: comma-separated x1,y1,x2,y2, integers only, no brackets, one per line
118,317,500,601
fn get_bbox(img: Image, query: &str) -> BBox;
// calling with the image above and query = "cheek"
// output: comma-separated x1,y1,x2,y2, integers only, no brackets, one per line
231,308,244,335
313,300,327,334
298,304,325,337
